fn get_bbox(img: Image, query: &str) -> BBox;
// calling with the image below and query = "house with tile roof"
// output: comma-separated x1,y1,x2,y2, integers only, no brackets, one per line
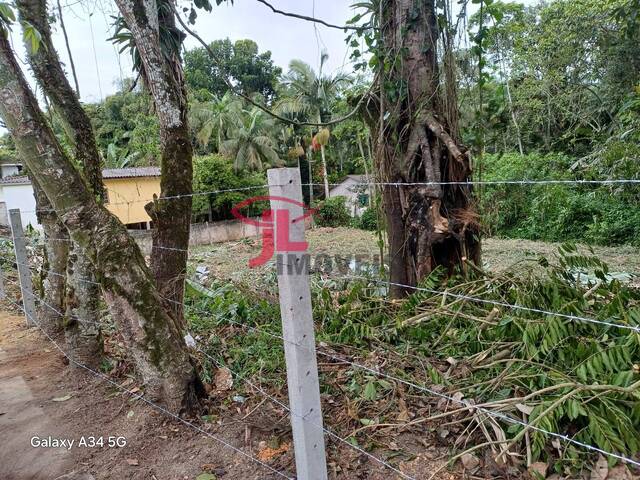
0,167,161,230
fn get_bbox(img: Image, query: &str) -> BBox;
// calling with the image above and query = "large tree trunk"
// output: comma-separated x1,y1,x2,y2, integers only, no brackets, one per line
33,177,68,334
377,0,480,297
0,31,201,410
65,244,102,367
114,0,193,329
17,0,104,354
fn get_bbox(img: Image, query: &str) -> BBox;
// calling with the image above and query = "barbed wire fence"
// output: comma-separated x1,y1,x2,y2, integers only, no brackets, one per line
1,167,639,479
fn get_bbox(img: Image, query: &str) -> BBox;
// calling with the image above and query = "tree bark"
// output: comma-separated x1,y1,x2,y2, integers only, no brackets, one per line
16,0,105,201
320,144,330,198
17,0,105,356
65,243,102,367
33,176,68,333
114,0,193,329
0,31,201,410
376,0,481,297
298,137,311,206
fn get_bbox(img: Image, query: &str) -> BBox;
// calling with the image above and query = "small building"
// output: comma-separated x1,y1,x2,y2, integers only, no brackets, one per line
103,167,161,229
0,167,161,230
328,174,371,217
0,175,38,230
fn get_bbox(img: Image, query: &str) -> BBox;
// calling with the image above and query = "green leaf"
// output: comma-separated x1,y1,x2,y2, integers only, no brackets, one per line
196,474,217,480
363,381,376,401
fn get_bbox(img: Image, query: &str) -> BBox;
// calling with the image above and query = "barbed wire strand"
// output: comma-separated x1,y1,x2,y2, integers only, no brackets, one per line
7,177,640,214
3,276,106,327
339,274,640,333
0,296,295,480
6,250,639,334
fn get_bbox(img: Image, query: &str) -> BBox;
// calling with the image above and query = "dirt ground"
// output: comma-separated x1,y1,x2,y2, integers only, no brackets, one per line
0,306,467,480
189,228,640,288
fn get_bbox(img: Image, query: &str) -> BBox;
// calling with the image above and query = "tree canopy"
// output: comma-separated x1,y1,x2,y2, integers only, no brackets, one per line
184,38,282,100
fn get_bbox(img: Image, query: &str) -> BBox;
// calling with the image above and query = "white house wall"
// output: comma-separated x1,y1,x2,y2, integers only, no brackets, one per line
0,184,40,230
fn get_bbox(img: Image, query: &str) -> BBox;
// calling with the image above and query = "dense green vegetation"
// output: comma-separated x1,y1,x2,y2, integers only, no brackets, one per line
482,153,640,246
466,0,640,247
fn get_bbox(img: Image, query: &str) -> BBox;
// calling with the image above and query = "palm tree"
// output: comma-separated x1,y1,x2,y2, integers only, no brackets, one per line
189,92,240,153
221,107,283,171
278,52,349,198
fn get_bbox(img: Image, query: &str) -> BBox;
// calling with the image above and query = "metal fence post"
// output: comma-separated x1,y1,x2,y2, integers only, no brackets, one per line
9,209,36,327
267,168,328,480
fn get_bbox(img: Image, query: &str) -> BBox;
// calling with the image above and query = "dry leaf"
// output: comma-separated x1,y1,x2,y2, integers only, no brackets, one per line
125,458,139,466
590,455,608,480
460,453,480,471
528,462,548,479
257,442,290,462
606,465,632,480
214,367,233,391
516,403,535,415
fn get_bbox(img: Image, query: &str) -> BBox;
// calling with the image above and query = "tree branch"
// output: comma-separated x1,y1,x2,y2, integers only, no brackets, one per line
255,0,372,31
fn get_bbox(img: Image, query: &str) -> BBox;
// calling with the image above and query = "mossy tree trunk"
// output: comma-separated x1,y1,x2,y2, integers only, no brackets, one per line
17,0,105,359
32,176,68,334
376,0,481,297
114,0,193,330
0,31,202,410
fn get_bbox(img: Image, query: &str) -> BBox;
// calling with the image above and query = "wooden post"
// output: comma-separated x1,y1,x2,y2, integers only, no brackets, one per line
9,209,36,326
267,168,328,480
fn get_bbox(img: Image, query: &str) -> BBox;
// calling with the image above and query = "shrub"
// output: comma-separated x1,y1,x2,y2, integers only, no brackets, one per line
358,207,378,231
480,152,640,246
192,154,267,222
314,196,351,227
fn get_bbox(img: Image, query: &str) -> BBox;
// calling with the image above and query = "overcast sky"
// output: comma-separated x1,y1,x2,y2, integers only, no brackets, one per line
11,0,537,105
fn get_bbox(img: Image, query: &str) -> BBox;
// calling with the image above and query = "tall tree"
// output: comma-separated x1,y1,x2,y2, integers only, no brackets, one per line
280,54,349,198
17,0,104,361
221,106,282,171
0,27,201,410
189,91,240,153
114,0,193,327
372,0,480,297
184,38,282,100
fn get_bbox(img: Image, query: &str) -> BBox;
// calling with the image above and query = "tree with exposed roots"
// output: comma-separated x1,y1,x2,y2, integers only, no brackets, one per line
368,0,481,297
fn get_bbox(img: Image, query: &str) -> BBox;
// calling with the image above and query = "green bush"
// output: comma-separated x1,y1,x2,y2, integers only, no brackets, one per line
192,154,267,221
358,207,378,231
314,196,351,227
481,152,640,246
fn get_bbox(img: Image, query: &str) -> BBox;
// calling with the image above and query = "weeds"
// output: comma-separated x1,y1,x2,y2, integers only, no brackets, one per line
185,245,640,475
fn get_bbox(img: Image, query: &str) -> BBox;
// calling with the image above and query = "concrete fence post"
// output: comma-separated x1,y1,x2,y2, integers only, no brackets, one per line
9,209,36,326
0,260,5,300
267,168,328,480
